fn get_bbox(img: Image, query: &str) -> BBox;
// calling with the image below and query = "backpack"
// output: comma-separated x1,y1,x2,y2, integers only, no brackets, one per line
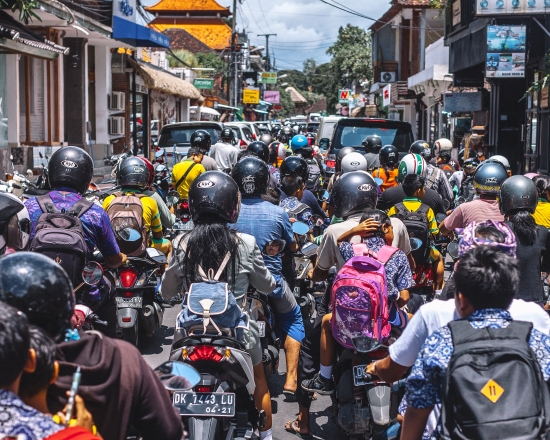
441,320,550,440
393,202,431,265
30,195,94,288
282,199,310,223
106,192,147,257
439,164,454,181
331,244,398,348
304,158,321,193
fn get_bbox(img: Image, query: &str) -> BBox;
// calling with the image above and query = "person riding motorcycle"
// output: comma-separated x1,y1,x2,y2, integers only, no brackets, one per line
0,192,30,255
409,140,432,163
189,129,218,171
420,140,454,207
171,147,205,203
290,135,324,193
326,146,356,194
458,157,479,203
272,127,294,166
0,252,184,440
139,157,175,229
362,135,382,171
340,152,368,174
247,141,280,196
160,171,278,440
486,154,512,177
373,145,400,191
210,127,239,172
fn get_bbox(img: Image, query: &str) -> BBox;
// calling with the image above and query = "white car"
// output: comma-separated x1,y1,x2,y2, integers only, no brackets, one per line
225,123,255,149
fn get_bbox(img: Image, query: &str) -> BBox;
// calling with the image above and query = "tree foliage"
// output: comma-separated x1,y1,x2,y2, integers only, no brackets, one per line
2,0,41,24
275,86,295,117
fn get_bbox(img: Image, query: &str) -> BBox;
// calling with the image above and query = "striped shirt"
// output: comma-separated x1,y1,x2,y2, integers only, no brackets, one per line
443,198,504,231
425,164,453,205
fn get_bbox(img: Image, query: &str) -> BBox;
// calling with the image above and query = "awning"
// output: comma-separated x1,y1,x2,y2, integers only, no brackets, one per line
218,104,240,111
254,109,268,114
190,106,221,117
112,16,170,48
127,58,203,101
408,64,452,89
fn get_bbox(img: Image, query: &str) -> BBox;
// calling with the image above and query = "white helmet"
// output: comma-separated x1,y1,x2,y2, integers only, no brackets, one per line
397,153,427,183
0,192,30,254
487,154,510,169
341,152,368,174
433,138,453,156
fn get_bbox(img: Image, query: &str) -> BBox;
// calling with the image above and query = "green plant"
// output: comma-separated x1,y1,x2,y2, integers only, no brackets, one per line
522,50,550,101
2,0,42,24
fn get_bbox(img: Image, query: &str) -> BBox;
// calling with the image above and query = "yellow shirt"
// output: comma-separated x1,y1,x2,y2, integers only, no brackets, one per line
388,197,439,235
533,200,550,228
103,190,163,234
171,159,205,200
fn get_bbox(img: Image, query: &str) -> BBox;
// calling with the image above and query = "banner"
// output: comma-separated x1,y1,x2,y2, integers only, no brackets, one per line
243,88,260,104
486,25,526,78
477,0,550,15
259,72,277,84
382,84,391,107
263,90,280,104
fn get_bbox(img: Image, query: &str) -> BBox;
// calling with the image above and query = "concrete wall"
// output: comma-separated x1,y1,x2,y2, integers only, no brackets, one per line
425,38,449,69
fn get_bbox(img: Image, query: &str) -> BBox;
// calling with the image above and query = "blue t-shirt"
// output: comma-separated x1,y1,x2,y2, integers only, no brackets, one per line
280,188,327,219
233,197,294,276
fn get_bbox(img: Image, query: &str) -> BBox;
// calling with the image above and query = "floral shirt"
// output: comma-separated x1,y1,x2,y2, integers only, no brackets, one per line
280,196,313,230
0,390,63,439
339,236,414,302
406,308,550,439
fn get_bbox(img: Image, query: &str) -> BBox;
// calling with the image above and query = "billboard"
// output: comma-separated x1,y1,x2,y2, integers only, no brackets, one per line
263,90,280,104
243,88,260,104
259,72,277,84
486,25,526,78
477,0,550,15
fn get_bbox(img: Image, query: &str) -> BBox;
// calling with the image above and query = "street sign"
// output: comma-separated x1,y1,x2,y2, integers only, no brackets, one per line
193,78,214,89
273,104,283,111
444,92,482,113
338,89,351,104
263,90,280,104
259,72,277,84
382,85,391,107
243,88,260,104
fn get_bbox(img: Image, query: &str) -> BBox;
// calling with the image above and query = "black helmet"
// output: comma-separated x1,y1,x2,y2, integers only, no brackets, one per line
246,141,270,163
0,252,74,341
220,127,234,142
231,157,269,196
280,156,309,182
499,175,537,215
362,135,383,153
463,157,479,175
379,145,399,167
188,171,240,223
260,133,273,145
332,171,378,218
190,130,212,152
117,156,150,189
473,161,508,195
410,140,432,161
458,149,466,168
337,147,356,162
48,146,93,194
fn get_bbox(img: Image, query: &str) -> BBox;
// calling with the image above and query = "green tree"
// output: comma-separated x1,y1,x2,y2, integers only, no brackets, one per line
277,69,307,90
2,0,41,24
275,86,295,117
310,62,341,113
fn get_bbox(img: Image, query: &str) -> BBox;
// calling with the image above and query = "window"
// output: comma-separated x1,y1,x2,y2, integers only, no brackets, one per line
0,55,7,148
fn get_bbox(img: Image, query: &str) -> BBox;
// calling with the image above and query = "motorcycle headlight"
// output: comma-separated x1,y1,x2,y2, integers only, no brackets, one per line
134,271,148,287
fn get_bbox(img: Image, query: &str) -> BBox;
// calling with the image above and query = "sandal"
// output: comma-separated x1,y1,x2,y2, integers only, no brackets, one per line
284,420,313,439
283,388,296,396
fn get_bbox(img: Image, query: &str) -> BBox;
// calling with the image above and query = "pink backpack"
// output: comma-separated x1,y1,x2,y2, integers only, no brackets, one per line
331,244,398,349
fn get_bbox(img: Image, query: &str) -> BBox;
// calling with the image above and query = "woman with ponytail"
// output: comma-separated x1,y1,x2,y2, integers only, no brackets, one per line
500,175,550,304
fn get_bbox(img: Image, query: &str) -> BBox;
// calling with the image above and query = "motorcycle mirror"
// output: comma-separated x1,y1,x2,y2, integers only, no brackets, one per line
292,222,309,236
448,242,460,260
410,237,423,251
81,261,103,286
263,239,286,256
117,228,141,243
301,242,319,257
146,247,168,264
443,199,450,210
351,336,387,353
154,361,201,391
374,178,384,186
435,213,447,224
155,149,165,158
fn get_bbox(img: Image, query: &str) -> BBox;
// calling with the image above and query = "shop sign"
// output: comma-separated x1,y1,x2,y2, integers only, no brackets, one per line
338,89,351,104
259,72,277,84
243,88,260,104
382,85,391,107
273,104,283,111
486,25,526,78
444,92,482,113
452,1,461,26
477,0,550,15
263,90,280,104
193,78,214,90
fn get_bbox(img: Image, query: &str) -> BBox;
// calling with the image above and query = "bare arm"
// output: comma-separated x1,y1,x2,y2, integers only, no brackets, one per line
104,253,126,268
401,407,433,440
336,219,379,245
365,355,408,383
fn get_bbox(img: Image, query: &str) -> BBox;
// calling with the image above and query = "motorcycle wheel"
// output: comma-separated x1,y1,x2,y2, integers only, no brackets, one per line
121,320,139,347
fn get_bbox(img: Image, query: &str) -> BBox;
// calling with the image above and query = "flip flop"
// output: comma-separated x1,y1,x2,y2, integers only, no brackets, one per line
284,420,313,439
283,388,296,396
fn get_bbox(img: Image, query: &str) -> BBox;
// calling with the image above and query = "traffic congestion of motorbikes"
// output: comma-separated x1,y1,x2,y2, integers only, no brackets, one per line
2,115,550,440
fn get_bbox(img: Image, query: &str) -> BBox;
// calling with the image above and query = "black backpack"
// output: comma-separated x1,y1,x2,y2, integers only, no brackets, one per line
441,320,550,440
393,202,430,264
29,195,93,287
304,158,321,193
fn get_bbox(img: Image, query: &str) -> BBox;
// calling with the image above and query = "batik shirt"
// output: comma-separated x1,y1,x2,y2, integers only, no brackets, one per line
339,236,414,302
280,196,313,229
406,308,550,439
0,390,63,440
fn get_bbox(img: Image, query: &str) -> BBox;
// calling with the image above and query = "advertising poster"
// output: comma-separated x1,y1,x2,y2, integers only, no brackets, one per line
477,0,550,15
486,25,526,78
263,90,280,104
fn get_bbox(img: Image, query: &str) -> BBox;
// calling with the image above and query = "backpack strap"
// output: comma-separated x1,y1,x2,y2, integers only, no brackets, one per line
394,202,408,217
448,320,532,347
37,194,59,214
174,163,198,193
375,245,399,264
66,198,94,218
197,252,232,282
416,203,430,216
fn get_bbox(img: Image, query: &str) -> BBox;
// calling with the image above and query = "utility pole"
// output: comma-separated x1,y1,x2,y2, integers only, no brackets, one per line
231,0,238,107
257,33,276,71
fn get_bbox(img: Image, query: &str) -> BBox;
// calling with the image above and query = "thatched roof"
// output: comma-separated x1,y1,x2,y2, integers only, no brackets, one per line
285,86,308,104
128,58,204,102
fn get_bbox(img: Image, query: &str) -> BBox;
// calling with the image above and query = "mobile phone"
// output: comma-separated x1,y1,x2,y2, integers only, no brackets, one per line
65,366,81,425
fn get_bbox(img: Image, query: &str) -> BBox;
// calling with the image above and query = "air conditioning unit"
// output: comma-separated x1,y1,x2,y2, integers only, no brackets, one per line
109,92,125,111
109,117,125,136
381,71,396,83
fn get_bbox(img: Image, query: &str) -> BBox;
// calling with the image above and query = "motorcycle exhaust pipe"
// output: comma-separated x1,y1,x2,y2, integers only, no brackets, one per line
140,305,157,336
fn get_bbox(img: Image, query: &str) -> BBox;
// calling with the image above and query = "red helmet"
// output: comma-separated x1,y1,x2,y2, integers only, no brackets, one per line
139,157,155,188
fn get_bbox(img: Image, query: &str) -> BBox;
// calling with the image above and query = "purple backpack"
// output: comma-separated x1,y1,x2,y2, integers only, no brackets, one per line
331,244,397,348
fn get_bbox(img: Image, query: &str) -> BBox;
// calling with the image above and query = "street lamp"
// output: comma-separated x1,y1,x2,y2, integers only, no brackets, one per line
250,46,265,53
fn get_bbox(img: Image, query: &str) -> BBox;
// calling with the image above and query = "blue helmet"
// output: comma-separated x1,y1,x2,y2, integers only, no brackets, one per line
290,134,308,153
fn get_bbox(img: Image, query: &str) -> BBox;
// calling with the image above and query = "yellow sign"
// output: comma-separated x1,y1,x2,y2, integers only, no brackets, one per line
480,379,504,403
243,88,260,104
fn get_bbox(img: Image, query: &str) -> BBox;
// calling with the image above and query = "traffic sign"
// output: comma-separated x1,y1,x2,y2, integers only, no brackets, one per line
259,72,277,84
339,89,351,104
273,104,283,111
243,88,260,104
193,78,214,90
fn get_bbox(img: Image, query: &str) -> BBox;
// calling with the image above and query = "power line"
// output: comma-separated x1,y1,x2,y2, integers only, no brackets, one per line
255,0,275,33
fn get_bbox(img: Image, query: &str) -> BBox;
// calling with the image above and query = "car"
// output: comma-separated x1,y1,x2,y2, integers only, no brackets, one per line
316,116,343,147
225,122,255,149
307,122,319,133
157,121,224,161
251,121,271,135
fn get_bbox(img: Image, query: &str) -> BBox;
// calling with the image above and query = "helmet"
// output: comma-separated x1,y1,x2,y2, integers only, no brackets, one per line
337,146,356,163
48,146,93,194
458,149,466,168
499,175,538,215
463,157,479,175
190,130,212,152
0,193,30,254
231,157,269,196
410,140,431,155
379,145,399,167
117,156,150,189
290,135,308,154
332,171,378,218
280,156,309,182
220,127,234,142
246,141,270,163
260,134,273,145
397,153,427,183
362,135,383,153
341,152,368,174
432,138,452,157
487,154,511,170
281,126,294,138
0,252,74,341
138,157,155,188
188,171,240,223
473,161,508,195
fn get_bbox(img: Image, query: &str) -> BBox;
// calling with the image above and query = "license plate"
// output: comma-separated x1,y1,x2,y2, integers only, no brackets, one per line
115,296,143,308
172,392,235,417
353,364,371,386
257,320,265,338
293,287,301,297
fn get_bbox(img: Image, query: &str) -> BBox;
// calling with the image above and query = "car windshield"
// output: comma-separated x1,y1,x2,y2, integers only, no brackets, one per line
158,127,221,148
332,124,413,153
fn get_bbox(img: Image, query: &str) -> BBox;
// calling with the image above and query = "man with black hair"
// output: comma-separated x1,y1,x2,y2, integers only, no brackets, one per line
280,175,314,230
210,128,239,172
171,147,205,201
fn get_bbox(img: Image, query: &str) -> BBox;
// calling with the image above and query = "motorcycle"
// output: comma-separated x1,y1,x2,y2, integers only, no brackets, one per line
34,151,49,190
73,261,110,332
102,144,133,183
